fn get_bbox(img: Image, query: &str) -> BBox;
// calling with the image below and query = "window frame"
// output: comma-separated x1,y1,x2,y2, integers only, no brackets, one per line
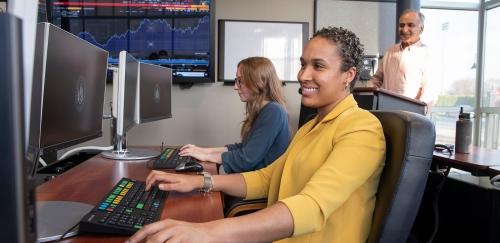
477,0,500,148
422,1,480,10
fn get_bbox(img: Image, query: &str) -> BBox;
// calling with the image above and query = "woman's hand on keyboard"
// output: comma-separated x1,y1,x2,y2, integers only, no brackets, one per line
180,145,224,164
179,144,209,154
179,144,210,161
126,218,215,243
145,170,204,193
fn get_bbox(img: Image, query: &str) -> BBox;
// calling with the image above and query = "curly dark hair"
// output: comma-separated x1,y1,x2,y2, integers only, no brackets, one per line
313,27,365,92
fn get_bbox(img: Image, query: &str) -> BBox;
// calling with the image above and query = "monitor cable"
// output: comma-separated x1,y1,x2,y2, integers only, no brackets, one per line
30,149,42,176
426,166,449,243
102,101,113,120
59,145,114,161
39,157,47,167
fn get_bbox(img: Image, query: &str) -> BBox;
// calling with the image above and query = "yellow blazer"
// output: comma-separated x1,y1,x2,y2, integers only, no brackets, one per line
242,95,386,243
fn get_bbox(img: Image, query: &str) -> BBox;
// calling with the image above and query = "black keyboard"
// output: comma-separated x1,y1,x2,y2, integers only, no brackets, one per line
148,147,195,169
79,177,168,235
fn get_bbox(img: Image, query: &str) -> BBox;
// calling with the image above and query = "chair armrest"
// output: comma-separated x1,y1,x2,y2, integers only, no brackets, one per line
225,198,267,217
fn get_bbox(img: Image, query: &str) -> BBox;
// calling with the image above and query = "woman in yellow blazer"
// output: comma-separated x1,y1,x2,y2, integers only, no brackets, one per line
127,26,386,243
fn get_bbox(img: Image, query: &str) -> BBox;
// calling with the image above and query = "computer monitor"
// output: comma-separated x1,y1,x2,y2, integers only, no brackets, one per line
0,12,37,243
29,22,108,241
102,51,172,160
135,62,172,124
29,22,108,160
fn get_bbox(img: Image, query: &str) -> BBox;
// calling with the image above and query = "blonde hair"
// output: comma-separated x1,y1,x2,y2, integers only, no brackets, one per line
237,57,287,140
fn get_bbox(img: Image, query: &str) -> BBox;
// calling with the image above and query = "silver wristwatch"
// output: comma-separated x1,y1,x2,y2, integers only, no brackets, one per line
200,172,213,193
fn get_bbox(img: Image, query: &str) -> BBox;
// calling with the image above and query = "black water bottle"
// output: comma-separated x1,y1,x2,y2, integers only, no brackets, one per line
455,107,473,154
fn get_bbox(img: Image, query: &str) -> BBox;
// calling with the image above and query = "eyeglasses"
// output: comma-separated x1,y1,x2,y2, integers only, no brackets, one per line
235,77,242,88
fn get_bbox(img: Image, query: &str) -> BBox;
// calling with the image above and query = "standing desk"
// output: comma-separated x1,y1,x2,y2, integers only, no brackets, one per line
298,87,427,127
36,149,224,243
352,87,426,115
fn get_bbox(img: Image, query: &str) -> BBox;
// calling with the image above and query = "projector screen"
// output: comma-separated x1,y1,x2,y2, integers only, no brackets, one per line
218,20,308,82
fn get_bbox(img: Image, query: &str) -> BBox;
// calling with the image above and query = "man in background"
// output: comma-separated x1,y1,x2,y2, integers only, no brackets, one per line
370,9,435,109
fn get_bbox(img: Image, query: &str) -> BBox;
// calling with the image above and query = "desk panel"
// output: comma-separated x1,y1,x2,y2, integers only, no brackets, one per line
413,172,500,243
489,166,500,176
414,147,500,242
36,151,224,242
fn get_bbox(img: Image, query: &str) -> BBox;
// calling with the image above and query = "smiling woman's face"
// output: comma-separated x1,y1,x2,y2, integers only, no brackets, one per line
297,37,355,118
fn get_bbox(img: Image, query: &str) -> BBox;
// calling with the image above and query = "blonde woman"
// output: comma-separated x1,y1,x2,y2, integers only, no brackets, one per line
179,57,290,173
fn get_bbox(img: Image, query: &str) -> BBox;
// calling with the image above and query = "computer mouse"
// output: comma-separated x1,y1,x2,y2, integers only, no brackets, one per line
175,161,204,173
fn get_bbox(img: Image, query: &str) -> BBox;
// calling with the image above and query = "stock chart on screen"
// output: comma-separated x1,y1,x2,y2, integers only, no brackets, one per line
48,0,214,83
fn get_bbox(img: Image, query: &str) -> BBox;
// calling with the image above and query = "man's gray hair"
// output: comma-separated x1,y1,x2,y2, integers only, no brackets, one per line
401,9,425,26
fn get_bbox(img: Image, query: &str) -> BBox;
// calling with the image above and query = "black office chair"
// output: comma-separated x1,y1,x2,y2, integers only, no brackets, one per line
227,111,435,243
367,110,435,243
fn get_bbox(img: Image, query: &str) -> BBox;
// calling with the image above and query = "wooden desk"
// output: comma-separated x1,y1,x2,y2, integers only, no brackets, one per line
433,146,500,176
36,151,224,242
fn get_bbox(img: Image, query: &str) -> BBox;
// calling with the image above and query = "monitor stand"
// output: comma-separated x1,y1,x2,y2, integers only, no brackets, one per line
101,131,160,160
101,148,160,160
36,201,93,242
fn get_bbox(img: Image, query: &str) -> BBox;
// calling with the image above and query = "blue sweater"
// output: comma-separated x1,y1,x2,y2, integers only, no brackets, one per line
221,102,290,173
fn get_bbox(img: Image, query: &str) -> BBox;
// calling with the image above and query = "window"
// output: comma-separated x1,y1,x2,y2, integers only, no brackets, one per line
421,1,500,149
483,6,500,107
420,8,478,145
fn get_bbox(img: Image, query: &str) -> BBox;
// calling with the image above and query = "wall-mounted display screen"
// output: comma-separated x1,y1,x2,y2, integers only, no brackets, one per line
47,0,215,84
218,20,308,82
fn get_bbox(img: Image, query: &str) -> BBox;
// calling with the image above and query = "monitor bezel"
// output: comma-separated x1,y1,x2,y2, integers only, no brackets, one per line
116,51,139,136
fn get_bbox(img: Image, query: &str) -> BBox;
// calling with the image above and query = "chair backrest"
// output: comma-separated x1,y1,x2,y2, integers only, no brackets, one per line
367,110,435,243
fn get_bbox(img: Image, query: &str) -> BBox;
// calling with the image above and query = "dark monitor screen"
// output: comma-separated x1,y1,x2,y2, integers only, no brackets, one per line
0,12,37,243
136,63,172,124
47,0,215,84
116,51,139,136
32,23,108,153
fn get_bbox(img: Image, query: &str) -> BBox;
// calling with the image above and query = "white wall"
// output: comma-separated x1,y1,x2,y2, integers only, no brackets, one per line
63,0,314,155
316,0,396,56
